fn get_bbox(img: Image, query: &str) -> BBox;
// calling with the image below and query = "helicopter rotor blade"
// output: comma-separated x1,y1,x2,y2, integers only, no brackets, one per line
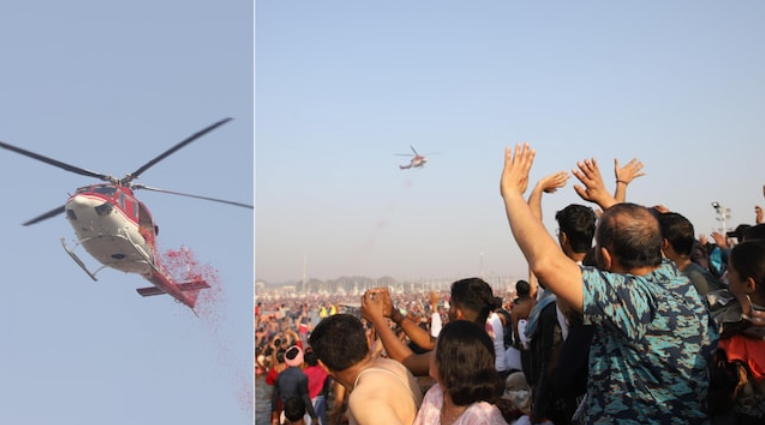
22,205,66,226
123,117,233,183
410,145,419,155
0,140,112,181
133,184,253,209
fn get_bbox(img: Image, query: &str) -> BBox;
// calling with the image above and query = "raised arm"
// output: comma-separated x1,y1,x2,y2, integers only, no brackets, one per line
613,158,645,203
360,289,431,375
528,171,569,221
428,291,443,338
526,171,569,299
284,329,300,346
500,144,583,312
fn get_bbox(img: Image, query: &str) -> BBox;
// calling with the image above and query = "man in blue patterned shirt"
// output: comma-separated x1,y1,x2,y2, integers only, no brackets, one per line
499,143,718,424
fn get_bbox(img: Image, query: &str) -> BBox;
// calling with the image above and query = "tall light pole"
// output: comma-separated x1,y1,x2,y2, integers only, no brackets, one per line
712,202,732,234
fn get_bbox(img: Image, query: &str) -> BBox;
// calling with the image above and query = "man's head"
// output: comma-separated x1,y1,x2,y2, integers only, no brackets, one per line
284,397,306,423
728,240,765,308
515,280,530,298
744,223,765,242
448,278,499,324
309,314,369,373
729,224,752,243
304,350,319,367
657,212,696,257
596,203,664,271
555,204,597,255
275,348,287,365
285,345,304,368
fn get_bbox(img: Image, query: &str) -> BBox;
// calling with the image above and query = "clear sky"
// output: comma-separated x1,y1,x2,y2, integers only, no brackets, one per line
256,2,765,284
0,2,253,424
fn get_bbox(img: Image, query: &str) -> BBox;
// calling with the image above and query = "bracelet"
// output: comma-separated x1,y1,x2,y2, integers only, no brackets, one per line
616,180,628,185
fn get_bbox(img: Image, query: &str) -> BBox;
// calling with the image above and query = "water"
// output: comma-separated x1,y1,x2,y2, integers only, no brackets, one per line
255,375,272,425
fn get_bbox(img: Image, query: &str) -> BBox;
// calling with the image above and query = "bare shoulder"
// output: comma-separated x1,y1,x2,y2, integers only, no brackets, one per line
349,359,422,425
348,384,405,425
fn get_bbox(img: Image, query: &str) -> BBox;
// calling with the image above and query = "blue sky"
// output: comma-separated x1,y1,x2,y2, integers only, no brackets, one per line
0,1,253,424
256,2,765,284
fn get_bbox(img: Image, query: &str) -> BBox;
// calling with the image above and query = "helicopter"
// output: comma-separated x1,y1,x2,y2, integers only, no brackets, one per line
0,118,252,311
395,145,438,170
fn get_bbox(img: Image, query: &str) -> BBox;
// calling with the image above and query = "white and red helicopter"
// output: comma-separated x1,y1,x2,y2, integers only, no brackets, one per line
396,146,437,170
0,118,252,311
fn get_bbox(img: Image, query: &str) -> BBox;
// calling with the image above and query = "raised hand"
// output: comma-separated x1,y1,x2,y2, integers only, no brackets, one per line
615,158,646,185
500,143,535,199
361,289,387,323
710,231,730,249
572,158,616,209
537,171,570,194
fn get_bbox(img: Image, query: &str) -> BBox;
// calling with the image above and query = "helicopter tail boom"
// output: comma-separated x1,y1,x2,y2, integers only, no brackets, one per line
137,270,210,310
136,280,210,297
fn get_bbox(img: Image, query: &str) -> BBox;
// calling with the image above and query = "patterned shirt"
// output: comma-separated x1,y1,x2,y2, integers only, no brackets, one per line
582,260,719,424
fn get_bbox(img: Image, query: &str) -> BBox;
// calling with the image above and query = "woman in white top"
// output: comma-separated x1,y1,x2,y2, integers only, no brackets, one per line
413,320,508,425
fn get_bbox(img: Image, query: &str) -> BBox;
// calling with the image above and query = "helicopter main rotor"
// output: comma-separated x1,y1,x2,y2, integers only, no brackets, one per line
122,117,232,184
0,117,252,226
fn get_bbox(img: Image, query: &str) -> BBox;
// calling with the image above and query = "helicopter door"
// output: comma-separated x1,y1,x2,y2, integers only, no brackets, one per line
136,202,156,246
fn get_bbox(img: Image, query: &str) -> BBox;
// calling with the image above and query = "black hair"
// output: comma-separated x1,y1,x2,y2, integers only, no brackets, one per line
436,320,504,406
284,397,306,422
276,348,286,364
493,296,505,311
450,278,497,325
285,346,300,362
596,203,663,269
729,240,765,299
304,350,319,367
582,246,598,267
731,224,753,242
744,223,765,242
555,204,597,253
309,314,368,372
657,212,696,256
515,280,531,297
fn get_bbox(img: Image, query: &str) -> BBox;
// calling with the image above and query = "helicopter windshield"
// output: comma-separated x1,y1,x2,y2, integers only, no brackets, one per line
93,185,118,197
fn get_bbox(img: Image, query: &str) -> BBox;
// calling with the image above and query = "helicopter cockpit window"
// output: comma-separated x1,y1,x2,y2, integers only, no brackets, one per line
93,185,118,197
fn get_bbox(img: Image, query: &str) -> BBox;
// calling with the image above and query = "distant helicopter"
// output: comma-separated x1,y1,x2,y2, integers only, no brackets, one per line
0,118,252,311
395,146,438,170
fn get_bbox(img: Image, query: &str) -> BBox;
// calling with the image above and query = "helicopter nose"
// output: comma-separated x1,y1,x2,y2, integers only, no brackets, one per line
94,202,114,216
66,195,115,220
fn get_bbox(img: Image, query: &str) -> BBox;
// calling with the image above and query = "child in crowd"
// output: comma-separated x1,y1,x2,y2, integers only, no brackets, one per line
707,240,765,424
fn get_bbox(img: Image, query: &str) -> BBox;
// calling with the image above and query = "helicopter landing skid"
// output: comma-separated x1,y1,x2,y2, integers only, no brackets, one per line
60,237,108,281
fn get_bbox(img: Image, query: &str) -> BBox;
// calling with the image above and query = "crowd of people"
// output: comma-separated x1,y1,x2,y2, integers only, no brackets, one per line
256,145,765,424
